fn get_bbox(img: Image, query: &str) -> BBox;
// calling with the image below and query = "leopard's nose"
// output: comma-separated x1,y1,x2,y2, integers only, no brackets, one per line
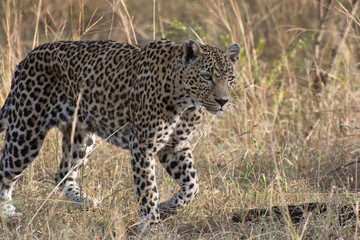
215,98,229,107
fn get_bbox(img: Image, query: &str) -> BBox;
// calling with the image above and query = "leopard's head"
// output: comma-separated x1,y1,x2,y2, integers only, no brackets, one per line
182,40,240,114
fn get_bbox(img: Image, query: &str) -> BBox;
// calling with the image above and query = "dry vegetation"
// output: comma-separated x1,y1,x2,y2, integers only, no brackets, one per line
0,0,360,239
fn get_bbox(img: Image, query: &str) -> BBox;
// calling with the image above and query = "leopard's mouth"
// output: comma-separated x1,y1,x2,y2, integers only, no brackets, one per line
204,106,224,115
199,99,228,115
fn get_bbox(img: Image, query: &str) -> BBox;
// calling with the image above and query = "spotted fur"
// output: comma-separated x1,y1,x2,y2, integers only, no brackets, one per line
0,39,240,226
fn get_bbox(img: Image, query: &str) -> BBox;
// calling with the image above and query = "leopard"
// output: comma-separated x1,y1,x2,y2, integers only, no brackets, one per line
0,38,240,229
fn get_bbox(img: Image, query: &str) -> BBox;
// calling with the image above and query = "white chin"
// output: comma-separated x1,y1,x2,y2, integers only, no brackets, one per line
206,108,223,115
214,110,224,115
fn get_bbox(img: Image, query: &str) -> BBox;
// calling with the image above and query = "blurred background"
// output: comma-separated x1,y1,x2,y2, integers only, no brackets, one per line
0,0,359,238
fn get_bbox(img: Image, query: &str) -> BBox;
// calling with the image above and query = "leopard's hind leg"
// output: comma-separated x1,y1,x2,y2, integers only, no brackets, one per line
55,123,98,208
0,109,48,216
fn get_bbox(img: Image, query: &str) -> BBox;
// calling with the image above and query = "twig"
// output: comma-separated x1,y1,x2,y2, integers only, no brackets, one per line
312,0,359,93
191,115,216,151
152,0,156,40
337,0,360,26
327,160,360,176
119,0,137,44
329,0,359,75
32,0,42,49
187,24,204,44
305,119,321,141
312,0,333,93
340,124,360,130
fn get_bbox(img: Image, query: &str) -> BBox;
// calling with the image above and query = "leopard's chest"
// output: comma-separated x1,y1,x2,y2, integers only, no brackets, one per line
141,114,182,152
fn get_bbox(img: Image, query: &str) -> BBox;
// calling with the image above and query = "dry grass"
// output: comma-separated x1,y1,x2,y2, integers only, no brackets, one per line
0,0,360,239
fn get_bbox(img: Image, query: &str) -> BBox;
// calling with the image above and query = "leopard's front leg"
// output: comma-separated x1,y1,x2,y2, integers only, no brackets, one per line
156,107,203,218
157,143,199,218
130,136,160,230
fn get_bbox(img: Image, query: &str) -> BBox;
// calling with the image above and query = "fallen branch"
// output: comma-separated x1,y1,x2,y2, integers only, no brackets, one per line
327,160,360,176
339,124,360,130
233,202,357,225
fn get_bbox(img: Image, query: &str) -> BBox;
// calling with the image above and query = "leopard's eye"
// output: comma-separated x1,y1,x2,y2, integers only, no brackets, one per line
200,72,212,82
228,76,235,82
228,76,236,87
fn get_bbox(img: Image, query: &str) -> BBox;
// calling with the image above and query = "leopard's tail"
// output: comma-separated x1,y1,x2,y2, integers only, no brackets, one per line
0,96,9,132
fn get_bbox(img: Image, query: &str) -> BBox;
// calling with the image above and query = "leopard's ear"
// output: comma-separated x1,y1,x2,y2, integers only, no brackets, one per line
226,43,240,66
183,40,202,65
